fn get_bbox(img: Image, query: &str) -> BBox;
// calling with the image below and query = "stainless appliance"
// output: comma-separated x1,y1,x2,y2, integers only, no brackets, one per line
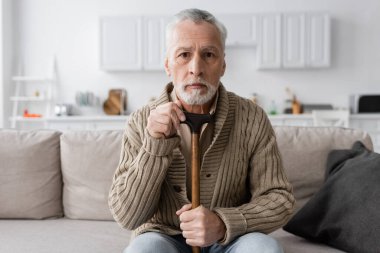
55,104,73,116
350,94,380,113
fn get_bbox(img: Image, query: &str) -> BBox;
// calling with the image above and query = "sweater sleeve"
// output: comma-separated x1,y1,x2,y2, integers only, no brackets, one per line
213,111,295,245
108,109,180,229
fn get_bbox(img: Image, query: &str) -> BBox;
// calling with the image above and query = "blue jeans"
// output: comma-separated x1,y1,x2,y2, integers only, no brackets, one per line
124,232,284,253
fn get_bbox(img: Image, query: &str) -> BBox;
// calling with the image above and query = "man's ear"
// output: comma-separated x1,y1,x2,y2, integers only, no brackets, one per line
221,58,226,76
164,57,171,76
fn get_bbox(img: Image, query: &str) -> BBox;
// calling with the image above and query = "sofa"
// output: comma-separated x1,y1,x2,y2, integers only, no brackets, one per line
0,126,373,253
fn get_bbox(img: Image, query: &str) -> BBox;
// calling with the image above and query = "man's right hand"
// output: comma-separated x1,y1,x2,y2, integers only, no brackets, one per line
147,101,186,139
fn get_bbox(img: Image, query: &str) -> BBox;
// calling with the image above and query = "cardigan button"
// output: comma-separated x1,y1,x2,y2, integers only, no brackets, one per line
173,185,182,193
206,174,212,178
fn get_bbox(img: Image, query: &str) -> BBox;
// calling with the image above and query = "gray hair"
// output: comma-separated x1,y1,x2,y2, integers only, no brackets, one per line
165,8,227,51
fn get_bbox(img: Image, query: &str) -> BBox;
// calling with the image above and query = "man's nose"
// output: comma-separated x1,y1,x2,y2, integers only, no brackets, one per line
189,54,204,77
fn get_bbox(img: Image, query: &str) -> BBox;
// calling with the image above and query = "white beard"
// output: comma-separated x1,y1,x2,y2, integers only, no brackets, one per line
175,79,218,105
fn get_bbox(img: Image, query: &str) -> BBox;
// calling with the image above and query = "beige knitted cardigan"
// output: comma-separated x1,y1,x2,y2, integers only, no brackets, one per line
109,83,295,245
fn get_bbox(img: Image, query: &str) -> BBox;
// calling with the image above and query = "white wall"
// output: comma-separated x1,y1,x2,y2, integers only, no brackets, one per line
1,0,13,128
7,0,380,123
0,1,3,128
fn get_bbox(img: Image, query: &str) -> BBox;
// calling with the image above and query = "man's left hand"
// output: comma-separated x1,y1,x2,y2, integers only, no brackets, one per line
176,204,226,247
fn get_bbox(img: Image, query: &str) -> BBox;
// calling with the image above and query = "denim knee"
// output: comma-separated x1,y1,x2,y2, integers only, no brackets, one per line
226,232,284,253
123,232,185,253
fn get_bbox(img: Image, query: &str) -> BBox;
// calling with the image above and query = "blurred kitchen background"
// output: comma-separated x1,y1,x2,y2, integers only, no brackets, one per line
0,0,380,150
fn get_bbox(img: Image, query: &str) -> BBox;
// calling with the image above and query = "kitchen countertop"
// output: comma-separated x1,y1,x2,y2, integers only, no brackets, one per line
46,115,129,121
46,113,380,121
268,113,380,119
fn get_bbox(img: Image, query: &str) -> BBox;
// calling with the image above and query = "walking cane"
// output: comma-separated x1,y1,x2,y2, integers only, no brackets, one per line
181,111,213,253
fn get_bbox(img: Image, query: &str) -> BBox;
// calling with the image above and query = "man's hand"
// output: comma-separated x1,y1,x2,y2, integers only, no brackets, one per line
147,101,185,139
176,204,226,247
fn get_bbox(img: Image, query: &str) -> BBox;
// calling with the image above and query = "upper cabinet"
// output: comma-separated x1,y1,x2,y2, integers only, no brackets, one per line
282,13,306,68
100,12,331,71
142,16,169,70
100,16,142,71
257,12,331,70
306,13,331,68
256,14,282,69
100,16,168,71
218,14,258,47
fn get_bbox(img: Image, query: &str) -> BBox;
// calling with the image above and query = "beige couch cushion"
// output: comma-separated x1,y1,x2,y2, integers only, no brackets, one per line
0,129,62,219
274,126,373,212
0,219,132,253
61,130,123,220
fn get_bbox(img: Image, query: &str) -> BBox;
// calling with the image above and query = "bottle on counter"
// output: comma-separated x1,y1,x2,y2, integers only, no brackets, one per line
269,100,278,115
284,87,294,114
283,99,293,114
292,96,302,114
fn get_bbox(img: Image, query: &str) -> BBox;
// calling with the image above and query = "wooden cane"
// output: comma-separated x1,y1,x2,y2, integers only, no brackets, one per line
181,111,213,253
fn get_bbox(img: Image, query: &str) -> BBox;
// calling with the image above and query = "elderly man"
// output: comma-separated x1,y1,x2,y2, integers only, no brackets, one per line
109,8,295,253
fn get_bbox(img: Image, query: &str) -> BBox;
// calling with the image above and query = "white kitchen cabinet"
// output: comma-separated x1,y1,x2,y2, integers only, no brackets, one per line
100,16,142,71
257,12,330,70
256,14,282,69
142,16,169,70
306,13,331,67
100,16,169,71
282,13,306,68
218,14,258,47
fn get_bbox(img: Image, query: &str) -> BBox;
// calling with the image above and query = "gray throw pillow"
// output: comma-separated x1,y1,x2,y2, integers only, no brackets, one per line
0,130,63,219
284,141,380,253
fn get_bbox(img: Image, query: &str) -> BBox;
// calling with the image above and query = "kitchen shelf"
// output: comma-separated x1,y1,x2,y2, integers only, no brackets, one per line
10,96,47,102
10,59,57,128
9,116,45,122
11,76,54,82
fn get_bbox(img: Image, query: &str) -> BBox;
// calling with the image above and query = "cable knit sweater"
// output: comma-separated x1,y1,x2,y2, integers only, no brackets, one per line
109,83,295,245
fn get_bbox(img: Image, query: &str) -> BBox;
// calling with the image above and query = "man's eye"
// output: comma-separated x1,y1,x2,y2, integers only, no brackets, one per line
179,52,190,58
205,52,214,58
175,52,192,65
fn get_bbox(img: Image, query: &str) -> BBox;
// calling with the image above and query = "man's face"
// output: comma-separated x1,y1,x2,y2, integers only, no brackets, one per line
165,20,226,105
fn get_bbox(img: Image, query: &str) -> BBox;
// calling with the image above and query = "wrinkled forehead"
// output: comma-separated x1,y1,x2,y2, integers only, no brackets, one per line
167,20,224,53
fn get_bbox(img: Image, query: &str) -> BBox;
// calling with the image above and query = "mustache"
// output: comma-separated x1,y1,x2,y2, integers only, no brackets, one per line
181,78,213,87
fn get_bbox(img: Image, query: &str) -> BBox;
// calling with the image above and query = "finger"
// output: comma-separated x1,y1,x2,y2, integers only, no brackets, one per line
173,100,186,122
182,229,197,240
185,230,210,248
147,117,170,135
180,217,197,231
176,204,192,216
149,109,177,137
158,122,173,138
174,99,183,110
180,221,188,231
185,238,199,247
168,102,184,130
154,103,183,130
179,210,196,223
170,110,181,130
151,111,171,125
